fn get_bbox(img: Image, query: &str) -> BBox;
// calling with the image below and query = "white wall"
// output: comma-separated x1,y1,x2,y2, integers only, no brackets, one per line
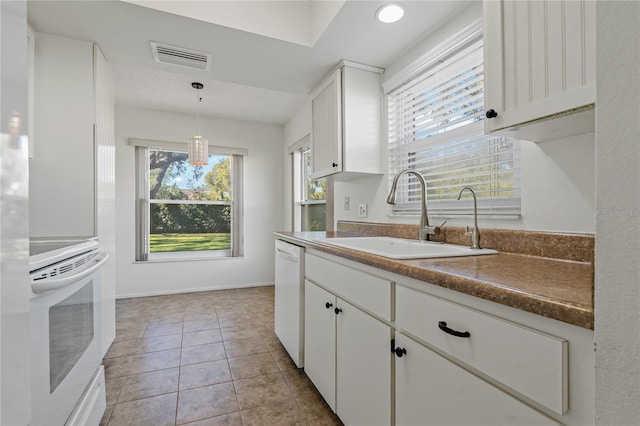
115,105,284,297
284,0,596,235
334,132,596,233
594,1,640,423
383,1,482,83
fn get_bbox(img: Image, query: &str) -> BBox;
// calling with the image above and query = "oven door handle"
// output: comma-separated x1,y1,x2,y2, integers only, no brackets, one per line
31,252,109,294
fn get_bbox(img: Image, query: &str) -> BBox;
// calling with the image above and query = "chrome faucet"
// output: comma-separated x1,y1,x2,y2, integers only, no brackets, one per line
457,187,481,249
387,169,444,241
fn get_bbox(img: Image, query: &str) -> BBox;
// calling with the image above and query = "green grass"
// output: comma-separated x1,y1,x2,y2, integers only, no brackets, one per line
150,233,231,253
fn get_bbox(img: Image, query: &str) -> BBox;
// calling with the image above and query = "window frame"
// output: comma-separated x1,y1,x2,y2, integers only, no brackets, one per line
290,136,326,232
134,145,244,262
300,145,326,205
299,144,326,231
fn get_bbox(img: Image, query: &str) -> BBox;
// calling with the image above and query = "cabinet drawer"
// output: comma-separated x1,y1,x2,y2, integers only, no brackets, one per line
395,333,558,426
396,285,567,414
306,253,391,320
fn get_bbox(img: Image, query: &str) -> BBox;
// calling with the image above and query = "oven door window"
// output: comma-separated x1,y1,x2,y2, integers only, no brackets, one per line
49,280,94,393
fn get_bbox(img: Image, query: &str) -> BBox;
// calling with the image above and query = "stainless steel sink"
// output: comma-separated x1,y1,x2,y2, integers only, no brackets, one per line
314,236,497,260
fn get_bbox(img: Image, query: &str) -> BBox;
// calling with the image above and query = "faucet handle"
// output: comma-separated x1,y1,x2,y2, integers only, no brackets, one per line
439,220,447,228
425,221,447,237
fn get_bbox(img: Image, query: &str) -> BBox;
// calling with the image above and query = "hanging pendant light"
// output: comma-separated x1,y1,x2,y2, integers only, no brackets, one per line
188,82,208,166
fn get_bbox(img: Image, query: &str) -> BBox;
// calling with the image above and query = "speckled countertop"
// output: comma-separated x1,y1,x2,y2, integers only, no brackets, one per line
274,230,594,330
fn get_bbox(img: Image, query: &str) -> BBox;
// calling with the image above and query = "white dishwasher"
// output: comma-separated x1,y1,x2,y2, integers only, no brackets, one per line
274,239,305,368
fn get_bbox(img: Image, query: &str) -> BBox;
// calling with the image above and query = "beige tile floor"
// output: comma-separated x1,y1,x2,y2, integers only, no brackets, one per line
101,286,342,426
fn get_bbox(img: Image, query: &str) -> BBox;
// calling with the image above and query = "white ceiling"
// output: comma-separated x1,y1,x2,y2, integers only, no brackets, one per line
27,0,470,125
123,0,347,47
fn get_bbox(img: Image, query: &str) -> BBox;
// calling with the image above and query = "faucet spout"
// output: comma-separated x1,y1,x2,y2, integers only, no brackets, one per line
387,169,441,241
457,187,481,249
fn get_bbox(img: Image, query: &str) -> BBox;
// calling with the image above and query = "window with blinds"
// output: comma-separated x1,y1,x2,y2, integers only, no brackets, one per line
387,37,521,216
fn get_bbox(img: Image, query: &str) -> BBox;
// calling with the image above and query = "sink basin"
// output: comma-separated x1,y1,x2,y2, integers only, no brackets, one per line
314,236,497,259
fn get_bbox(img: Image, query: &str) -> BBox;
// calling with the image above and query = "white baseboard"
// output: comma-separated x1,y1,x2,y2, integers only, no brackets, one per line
116,281,275,299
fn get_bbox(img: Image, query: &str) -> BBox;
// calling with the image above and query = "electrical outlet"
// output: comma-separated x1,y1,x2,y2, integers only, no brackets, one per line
344,196,350,210
358,203,368,218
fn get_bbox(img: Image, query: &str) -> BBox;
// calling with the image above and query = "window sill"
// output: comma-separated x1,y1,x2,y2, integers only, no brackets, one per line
387,213,522,221
135,251,243,263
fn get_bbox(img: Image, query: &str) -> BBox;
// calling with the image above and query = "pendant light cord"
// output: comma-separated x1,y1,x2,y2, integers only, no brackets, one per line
192,82,204,137
196,87,201,137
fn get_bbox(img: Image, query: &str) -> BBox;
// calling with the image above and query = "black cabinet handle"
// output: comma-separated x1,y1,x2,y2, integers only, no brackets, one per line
325,302,333,309
393,347,407,357
438,321,471,338
485,109,498,119
334,307,343,315
332,162,338,167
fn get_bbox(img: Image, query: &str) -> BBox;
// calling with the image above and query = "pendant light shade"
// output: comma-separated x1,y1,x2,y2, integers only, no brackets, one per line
188,134,208,166
188,82,208,165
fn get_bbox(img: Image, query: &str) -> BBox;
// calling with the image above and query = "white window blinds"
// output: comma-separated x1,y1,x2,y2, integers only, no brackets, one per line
388,38,521,216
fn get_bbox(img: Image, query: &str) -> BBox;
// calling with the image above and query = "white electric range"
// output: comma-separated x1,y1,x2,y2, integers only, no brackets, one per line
29,237,108,426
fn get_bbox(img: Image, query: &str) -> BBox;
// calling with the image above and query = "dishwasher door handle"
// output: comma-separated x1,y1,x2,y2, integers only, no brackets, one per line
275,246,299,262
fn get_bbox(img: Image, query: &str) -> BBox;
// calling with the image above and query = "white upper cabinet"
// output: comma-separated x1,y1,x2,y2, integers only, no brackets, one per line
30,33,113,239
483,0,596,141
310,61,383,180
30,33,96,238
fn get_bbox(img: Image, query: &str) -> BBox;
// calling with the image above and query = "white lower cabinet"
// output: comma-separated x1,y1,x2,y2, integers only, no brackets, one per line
336,297,391,426
303,280,336,411
304,278,391,425
396,285,568,415
302,251,593,425
394,333,558,426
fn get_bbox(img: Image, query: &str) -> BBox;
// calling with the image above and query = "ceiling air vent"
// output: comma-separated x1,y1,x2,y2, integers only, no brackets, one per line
150,42,212,71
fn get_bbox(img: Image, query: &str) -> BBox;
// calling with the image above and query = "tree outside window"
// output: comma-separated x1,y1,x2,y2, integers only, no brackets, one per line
301,146,326,231
147,149,234,255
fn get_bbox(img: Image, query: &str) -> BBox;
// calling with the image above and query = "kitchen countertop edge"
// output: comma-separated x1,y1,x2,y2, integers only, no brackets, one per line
274,231,594,330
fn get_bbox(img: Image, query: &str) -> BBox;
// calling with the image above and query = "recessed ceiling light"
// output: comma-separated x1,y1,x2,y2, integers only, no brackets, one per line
376,4,405,24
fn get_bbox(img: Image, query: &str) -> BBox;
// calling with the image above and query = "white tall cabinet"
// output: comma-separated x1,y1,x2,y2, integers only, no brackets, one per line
30,32,116,355
30,32,96,238
483,0,596,141
1,2,32,424
94,44,116,356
